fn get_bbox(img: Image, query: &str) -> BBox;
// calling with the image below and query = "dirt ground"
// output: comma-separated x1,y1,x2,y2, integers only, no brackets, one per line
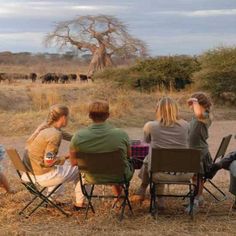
1,121,236,235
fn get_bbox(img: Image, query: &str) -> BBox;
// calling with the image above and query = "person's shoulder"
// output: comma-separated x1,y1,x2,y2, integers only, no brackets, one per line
112,127,128,136
77,127,90,136
177,119,189,126
176,119,189,129
40,127,62,139
144,120,158,128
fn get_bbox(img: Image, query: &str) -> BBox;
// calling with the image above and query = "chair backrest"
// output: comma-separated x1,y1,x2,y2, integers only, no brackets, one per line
6,149,28,173
76,150,124,176
213,135,232,162
150,148,201,173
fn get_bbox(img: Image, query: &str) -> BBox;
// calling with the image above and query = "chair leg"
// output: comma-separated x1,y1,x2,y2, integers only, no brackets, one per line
119,199,126,221
19,186,47,216
85,185,95,219
189,195,194,219
149,182,153,213
27,184,69,217
124,184,133,214
204,179,227,202
19,195,39,215
150,183,157,217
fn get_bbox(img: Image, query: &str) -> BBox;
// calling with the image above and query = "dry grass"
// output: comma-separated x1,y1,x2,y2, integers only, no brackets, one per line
1,76,236,235
1,121,236,235
1,80,236,137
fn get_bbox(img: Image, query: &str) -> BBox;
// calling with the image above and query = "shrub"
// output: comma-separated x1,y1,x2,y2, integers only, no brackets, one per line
94,55,200,92
196,47,236,104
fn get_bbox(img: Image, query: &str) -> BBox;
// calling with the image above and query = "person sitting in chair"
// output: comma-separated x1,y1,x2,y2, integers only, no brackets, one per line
135,97,191,210
23,104,85,210
69,100,134,201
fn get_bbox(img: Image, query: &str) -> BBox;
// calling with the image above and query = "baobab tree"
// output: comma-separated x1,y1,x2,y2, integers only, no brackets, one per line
45,15,147,76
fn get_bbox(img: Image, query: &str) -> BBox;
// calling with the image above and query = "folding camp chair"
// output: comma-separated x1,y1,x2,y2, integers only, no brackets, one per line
76,150,133,221
203,134,232,201
6,149,69,218
149,148,201,219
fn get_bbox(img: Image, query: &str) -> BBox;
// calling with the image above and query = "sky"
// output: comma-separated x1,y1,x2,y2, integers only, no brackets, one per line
0,0,236,56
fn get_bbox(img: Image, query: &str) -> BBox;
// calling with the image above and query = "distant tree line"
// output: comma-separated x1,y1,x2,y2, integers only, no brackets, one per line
0,51,87,65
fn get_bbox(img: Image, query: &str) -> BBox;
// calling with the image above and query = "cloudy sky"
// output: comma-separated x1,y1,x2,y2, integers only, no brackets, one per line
0,0,236,55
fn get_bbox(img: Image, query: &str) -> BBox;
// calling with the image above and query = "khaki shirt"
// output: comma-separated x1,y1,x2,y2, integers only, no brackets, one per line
24,127,69,175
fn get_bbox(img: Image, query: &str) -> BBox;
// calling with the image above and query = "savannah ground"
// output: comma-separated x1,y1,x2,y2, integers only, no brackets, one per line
1,80,236,235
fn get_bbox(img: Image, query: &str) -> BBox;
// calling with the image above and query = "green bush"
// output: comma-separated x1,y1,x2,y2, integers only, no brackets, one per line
196,47,236,104
94,55,200,92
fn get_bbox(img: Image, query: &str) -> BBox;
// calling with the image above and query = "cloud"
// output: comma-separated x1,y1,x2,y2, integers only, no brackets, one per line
151,9,236,17
0,2,129,19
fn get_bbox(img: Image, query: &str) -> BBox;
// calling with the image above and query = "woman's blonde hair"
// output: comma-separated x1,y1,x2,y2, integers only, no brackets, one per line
46,104,69,125
26,104,69,145
156,97,179,126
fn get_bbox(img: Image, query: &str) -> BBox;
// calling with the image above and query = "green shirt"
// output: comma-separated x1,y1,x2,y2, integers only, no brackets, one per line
189,113,212,174
70,122,133,183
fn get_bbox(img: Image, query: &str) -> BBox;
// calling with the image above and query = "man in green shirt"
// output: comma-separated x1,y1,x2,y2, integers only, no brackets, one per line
70,100,134,199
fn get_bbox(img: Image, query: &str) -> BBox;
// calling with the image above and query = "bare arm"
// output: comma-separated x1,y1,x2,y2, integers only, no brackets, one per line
188,98,205,119
69,149,78,166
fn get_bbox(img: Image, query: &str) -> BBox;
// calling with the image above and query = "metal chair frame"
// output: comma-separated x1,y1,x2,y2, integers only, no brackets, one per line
6,149,69,218
76,150,133,221
149,148,201,219
204,134,232,202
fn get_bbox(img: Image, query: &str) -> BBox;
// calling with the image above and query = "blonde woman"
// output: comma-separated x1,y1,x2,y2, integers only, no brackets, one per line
23,104,85,209
136,97,190,209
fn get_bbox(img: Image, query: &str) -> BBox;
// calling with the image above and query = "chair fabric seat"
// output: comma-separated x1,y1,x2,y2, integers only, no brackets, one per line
152,172,193,183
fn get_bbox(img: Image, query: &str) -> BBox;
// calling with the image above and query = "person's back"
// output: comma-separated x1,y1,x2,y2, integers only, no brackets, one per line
25,127,62,175
71,122,131,183
144,119,189,149
136,97,190,208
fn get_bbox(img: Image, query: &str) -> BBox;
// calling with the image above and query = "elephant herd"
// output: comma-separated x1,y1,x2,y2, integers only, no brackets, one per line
0,73,91,83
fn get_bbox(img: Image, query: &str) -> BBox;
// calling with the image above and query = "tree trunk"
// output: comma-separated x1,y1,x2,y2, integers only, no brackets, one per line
87,45,113,76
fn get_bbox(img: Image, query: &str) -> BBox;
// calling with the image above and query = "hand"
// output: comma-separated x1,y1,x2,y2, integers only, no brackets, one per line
187,98,198,106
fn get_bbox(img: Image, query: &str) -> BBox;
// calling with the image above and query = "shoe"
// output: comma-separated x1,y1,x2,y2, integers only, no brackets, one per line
73,205,87,211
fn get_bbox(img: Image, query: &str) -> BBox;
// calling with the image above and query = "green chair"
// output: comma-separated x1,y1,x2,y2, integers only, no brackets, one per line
76,150,133,221
149,148,201,219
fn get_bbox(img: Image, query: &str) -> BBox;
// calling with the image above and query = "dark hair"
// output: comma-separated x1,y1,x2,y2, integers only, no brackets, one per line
191,92,212,111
